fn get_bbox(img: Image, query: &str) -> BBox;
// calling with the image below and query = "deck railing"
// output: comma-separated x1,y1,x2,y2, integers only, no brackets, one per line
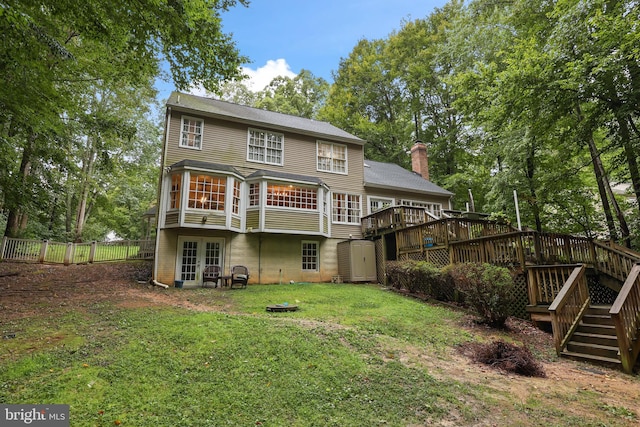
610,263,640,374
594,241,638,283
549,265,590,355
0,237,155,265
361,206,427,236
527,264,580,306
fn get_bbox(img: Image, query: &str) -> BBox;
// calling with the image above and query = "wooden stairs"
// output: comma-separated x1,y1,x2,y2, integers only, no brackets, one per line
358,210,640,374
561,305,621,369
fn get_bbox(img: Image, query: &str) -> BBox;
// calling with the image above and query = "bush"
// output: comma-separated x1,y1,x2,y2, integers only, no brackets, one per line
445,263,514,328
460,340,546,378
385,260,444,297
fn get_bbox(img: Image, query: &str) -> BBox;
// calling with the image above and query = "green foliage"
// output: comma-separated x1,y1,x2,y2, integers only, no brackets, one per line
385,259,446,297
0,0,247,240
445,262,515,328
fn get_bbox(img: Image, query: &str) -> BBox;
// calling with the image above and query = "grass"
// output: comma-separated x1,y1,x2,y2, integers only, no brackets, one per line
1,283,638,426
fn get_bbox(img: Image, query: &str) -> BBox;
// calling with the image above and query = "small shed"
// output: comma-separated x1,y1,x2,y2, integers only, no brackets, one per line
337,240,377,282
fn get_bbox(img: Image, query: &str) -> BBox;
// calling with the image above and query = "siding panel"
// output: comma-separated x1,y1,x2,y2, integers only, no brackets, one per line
264,209,319,232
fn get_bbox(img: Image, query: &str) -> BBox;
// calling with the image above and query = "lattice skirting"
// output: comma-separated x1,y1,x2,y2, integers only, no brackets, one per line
588,275,618,305
510,272,528,319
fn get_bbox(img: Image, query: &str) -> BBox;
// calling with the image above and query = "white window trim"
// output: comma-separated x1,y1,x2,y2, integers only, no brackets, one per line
367,196,395,215
247,127,284,166
179,115,204,150
331,192,361,225
399,199,443,216
301,240,319,272
316,141,348,175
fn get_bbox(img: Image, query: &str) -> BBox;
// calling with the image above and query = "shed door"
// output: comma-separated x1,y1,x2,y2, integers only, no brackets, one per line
351,241,376,281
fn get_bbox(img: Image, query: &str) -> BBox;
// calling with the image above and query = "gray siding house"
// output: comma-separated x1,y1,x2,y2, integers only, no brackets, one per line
153,92,452,287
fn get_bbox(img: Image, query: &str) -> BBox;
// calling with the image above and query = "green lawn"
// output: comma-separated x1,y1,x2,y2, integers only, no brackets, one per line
1,283,638,426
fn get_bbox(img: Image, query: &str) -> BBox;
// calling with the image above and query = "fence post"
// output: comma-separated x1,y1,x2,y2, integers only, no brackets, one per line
0,236,6,260
39,240,48,263
64,243,73,266
89,241,97,263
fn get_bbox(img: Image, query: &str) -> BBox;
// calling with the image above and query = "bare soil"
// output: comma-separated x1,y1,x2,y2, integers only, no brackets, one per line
1,261,639,425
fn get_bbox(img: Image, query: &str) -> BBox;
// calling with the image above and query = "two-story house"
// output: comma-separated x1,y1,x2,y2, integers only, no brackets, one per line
153,92,453,287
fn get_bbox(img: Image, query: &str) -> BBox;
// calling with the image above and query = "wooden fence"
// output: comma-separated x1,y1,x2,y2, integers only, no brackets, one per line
0,237,155,265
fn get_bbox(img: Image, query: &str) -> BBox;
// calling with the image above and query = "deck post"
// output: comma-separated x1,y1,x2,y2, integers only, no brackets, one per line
526,267,538,306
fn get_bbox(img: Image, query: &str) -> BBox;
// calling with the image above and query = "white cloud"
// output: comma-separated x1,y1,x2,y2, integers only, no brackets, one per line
186,59,297,97
242,59,297,92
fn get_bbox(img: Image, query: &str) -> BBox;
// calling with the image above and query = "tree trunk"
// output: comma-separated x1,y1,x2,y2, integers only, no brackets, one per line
525,138,542,233
4,134,35,237
577,104,618,240
74,136,97,242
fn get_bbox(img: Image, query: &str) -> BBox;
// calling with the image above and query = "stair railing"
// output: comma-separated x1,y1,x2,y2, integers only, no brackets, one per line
593,241,639,283
549,265,590,356
610,263,640,374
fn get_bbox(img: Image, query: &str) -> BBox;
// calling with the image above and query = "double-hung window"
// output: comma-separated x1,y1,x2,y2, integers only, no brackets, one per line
248,183,260,207
180,117,203,149
232,180,241,215
248,128,283,165
169,174,181,209
332,193,361,224
302,241,319,271
317,142,347,174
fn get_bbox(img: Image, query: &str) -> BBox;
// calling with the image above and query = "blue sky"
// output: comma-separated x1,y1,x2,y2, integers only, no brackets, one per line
157,0,447,99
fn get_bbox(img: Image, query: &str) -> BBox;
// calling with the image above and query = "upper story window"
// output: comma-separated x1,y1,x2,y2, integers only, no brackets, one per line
266,184,317,210
249,183,260,207
180,117,203,149
170,174,181,209
317,141,347,174
332,193,361,224
188,174,226,211
248,128,283,166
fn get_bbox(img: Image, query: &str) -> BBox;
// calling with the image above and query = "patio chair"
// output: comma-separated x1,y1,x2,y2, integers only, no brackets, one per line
229,265,249,289
202,265,221,288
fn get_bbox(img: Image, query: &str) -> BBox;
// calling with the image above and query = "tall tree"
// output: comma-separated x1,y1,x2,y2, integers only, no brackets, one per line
1,0,248,238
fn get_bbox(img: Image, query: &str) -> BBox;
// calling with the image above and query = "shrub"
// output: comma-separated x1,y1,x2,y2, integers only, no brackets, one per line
445,263,514,328
385,260,444,297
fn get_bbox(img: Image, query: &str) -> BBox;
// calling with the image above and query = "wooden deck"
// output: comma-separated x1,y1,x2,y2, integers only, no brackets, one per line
362,207,640,373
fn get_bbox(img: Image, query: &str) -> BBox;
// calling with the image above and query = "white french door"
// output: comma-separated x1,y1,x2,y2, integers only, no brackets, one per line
176,236,224,286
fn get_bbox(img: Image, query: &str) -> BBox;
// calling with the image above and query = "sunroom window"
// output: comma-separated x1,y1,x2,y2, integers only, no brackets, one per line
266,184,317,210
188,174,226,211
170,174,181,209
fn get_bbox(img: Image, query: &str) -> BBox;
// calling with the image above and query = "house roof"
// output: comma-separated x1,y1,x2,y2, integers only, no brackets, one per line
168,159,243,176
246,170,326,187
364,160,454,197
167,92,364,145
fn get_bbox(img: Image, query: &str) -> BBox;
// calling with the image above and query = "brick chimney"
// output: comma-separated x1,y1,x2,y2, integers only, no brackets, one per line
411,141,429,181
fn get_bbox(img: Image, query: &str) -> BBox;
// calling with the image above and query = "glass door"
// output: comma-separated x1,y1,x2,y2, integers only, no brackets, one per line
176,237,224,287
